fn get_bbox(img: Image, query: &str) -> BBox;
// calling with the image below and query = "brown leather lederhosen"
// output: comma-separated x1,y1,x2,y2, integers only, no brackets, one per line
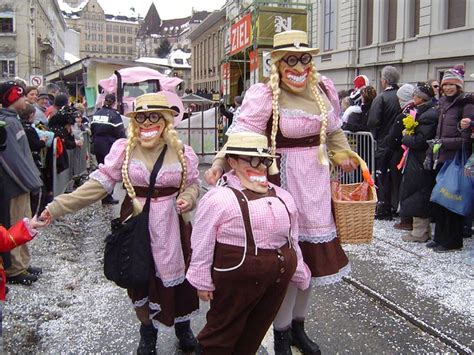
265,82,350,279
197,187,297,355
123,186,198,327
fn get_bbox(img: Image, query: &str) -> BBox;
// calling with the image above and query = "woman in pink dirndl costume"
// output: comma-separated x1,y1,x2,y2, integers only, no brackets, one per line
205,30,357,354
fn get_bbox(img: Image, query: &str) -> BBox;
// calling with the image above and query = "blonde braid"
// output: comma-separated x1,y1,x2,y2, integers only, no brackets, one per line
309,64,330,165
163,121,187,192
121,122,143,215
268,62,281,175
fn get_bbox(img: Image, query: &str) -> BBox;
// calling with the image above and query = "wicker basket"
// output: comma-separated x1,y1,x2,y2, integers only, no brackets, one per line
332,183,377,244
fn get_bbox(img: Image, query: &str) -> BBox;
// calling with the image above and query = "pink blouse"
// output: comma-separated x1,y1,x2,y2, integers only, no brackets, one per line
228,78,343,246
90,138,200,287
186,173,311,292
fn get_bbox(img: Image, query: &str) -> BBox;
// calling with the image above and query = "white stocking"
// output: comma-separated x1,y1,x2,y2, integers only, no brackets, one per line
292,284,312,320
273,283,298,330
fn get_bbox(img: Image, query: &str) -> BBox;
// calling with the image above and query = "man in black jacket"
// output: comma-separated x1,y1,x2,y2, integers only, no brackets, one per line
368,66,401,220
91,93,125,205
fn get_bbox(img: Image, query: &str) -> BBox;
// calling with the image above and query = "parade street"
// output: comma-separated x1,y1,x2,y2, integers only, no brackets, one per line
3,169,473,354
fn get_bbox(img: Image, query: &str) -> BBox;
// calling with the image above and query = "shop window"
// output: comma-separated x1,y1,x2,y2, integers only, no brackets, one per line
447,0,466,29
0,59,15,77
323,0,336,51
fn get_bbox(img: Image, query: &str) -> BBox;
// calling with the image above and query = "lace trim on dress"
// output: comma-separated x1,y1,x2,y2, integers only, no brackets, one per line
299,231,337,244
89,171,115,194
312,263,351,286
150,309,200,330
280,107,334,121
132,297,149,308
159,275,186,288
280,153,288,190
149,302,162,311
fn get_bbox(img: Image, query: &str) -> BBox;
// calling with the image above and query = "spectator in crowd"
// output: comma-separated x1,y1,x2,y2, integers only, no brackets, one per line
74,103,89,126
428,79,440,105
223,95,243,136
45,93,68,119
25,86,39,105
383,83,416,230
342,86,377,132
426,65,473,252
368,66,401,220
398,83,439,242
0,81,44,285
18,103,48,215
90,93,126,205
33,89,51,125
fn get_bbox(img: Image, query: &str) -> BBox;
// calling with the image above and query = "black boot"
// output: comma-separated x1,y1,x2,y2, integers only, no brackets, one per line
291,320,321,355
273,328,292,355
174,320,197,353
137,323,157,355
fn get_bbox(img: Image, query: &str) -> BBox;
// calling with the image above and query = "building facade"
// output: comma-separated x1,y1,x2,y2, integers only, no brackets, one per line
136,3,210,58
61,0,139,61
189,9,227,93
311,0,474,91
0,0,66,81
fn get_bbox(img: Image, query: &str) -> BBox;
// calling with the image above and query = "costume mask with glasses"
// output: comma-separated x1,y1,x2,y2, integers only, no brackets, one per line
279,52,313,93
133,111,168,148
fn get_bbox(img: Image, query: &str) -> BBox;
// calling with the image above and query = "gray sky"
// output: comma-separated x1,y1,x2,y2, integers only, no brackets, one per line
98,0,226,20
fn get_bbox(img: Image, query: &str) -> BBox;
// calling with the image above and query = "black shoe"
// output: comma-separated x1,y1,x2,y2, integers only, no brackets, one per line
7,271,38,286
27,266,43,276
426,240,438,248
291,320,321,355
102,195,119,205
137,323,157,355
175,320,197,353
273,328,292,355
433,245,462,253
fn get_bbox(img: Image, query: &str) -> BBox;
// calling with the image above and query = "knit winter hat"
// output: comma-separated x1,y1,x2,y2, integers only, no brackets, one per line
441,64,464,88
0,81,24,107
353,75,370,90
396,83,415,108
349,89,363,106
413,82,435,102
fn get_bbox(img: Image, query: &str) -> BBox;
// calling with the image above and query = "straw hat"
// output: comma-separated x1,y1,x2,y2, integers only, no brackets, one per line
271,30,319,63
224,132,277,158
126,92,180,118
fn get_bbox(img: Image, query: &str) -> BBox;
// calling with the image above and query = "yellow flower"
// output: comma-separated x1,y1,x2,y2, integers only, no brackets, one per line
402,114,418,135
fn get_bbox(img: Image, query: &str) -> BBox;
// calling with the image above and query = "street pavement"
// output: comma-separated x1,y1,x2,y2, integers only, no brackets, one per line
2,168,473,354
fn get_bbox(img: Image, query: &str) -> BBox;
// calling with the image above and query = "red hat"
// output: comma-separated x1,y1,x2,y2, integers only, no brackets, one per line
353,75,369,90
0,81,24,107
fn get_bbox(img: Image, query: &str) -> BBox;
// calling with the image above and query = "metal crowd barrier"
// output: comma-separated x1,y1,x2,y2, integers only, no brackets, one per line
338,131,376,184
52,132,91,197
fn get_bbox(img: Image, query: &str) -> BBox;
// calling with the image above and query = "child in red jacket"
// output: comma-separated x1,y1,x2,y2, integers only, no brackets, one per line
0,216,47,301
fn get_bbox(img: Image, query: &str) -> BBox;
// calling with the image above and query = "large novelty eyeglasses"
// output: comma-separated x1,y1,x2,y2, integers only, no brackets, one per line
281,53,312,67
134,112,164,124
238,156,274,169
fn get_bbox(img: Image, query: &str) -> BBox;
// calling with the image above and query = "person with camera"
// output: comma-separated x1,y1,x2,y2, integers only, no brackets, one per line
41,92,200,354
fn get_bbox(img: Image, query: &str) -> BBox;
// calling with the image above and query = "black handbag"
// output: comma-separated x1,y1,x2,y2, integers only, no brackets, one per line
103,145,168,289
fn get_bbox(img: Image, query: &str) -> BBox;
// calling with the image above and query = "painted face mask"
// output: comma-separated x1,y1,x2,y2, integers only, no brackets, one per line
230,155,273,194
279,52,312,93
134,111,167,148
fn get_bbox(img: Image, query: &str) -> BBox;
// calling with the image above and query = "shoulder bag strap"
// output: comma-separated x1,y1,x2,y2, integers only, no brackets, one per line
143,145,168,210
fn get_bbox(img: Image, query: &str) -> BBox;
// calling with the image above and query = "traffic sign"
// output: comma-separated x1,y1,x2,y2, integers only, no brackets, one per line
30,75,43,87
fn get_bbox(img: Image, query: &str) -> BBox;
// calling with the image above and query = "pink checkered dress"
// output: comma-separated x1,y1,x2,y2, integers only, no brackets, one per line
90,138,200,287
186,173,311,292
230,78,351,285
